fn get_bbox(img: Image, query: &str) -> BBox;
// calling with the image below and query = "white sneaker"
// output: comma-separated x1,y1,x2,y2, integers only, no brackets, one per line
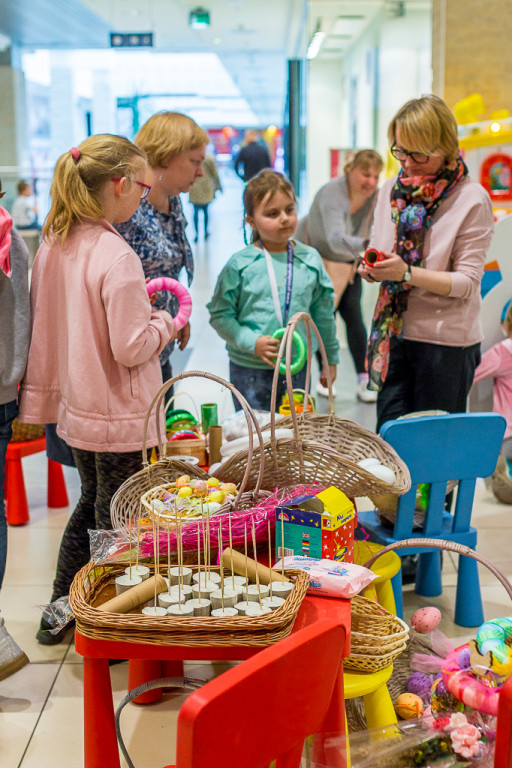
356,380,377,403
316,381,336,398
0,617,29,682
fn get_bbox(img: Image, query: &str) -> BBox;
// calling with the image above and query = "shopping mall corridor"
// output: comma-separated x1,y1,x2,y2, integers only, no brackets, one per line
1,167,511,768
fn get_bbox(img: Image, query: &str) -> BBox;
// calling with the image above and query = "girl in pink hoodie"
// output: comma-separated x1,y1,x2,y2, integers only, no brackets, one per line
19,135,175,643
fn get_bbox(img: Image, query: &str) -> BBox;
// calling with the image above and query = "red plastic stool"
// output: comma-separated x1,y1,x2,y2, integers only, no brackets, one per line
5,437,69,525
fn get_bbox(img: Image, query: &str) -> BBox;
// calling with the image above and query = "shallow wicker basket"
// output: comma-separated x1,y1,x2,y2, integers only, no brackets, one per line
344,594,409,672
110,371,271,531
216,313,410,501
11,419,45,442
69,562,310,647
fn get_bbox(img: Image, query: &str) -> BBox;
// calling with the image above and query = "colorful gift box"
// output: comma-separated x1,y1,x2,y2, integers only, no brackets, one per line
276,487,355,563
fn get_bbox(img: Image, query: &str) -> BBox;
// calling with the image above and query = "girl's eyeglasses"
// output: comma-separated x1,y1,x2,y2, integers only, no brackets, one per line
390,145,433,164
112,178,151,199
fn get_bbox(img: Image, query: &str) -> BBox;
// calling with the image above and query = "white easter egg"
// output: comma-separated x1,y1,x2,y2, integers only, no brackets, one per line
366,464,396,484
357,457,381,469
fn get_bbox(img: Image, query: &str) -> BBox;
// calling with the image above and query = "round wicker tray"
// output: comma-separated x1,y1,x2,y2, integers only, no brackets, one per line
215,312,411,501
69,562,310,647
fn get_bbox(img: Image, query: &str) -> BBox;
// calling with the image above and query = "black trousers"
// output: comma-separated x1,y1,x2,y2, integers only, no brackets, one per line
376,336,481,432
316,273,367,375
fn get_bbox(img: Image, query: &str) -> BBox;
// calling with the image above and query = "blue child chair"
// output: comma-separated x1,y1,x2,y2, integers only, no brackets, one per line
357,412,506,627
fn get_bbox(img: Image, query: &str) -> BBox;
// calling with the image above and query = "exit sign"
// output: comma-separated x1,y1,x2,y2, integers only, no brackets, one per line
110,33,154,48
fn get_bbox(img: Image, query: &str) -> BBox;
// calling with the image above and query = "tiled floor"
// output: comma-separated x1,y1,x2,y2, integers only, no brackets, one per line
2,169,511,768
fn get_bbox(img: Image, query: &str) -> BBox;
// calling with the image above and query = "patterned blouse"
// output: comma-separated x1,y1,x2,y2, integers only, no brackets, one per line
116,196,194,362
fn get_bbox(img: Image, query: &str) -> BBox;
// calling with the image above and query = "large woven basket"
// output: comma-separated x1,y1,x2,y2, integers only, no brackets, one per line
216,312,411,501
344,594,409,672
110,371,271,531
69,562,310,647
11,419,45,442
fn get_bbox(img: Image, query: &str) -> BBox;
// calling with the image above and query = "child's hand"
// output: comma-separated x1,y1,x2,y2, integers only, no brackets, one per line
320,365,337,388
255,335,281,367
176,321,190,350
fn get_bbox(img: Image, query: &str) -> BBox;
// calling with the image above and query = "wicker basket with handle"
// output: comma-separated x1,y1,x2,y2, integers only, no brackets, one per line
344,594,410,672
216,312,411,502
69,562,310,647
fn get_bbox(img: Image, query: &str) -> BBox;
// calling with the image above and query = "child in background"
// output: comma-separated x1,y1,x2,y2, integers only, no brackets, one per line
208,169,339,411
11,180,39,229
18,136,175,643
473,300,512,503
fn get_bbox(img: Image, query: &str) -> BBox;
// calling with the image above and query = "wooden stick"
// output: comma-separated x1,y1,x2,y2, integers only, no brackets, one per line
219,521,224,611
268,519,273,599
280,512,285,579
244,522,249,594
206,507,211,580
152,501,157,608
128,513,133,580
136,501,142,570
177,513,182,609
197,520,202,603
228,512,235,590
252,521,262,608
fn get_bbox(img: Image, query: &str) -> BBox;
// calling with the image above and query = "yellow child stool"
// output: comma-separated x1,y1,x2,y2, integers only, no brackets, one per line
353,540,402,615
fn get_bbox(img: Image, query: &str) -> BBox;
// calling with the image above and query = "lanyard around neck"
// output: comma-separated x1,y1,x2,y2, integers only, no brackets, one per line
260,239,294,327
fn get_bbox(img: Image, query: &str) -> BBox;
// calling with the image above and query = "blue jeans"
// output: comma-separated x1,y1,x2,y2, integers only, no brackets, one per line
0,400,17,589
229,360,308,412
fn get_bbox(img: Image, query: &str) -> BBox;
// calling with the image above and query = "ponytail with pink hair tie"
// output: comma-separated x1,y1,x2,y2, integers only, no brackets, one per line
70,147,80,162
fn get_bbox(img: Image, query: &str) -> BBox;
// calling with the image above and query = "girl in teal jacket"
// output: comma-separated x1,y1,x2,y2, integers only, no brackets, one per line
208,170,339,410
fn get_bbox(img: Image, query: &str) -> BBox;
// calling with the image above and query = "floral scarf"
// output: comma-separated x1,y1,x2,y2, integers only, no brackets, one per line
366,154,468,391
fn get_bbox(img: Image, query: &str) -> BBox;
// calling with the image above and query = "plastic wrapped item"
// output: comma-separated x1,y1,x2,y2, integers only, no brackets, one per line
273,555,376,599
303,714,496,768
38,596,75,634
221,409,283,442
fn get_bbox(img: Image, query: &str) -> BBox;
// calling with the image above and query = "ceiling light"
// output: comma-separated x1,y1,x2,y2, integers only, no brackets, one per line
307,21,326,60
490,122,501,133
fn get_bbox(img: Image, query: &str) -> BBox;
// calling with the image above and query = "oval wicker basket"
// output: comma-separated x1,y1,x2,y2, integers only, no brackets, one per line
344,594,410,672
110,371,271,531
69,562,310,647
215,312,411,501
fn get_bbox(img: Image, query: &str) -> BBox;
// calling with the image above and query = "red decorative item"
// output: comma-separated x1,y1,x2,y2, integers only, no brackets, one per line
480,152,512,201
364,247,385,266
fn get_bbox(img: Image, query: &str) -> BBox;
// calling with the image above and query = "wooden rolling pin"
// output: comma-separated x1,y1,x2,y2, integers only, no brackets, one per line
220,547,290,585
98,574,167,613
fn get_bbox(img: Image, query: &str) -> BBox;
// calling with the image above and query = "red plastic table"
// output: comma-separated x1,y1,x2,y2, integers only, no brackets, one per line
74,594,351,768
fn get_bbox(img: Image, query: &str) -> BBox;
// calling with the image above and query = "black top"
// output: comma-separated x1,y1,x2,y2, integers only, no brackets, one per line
234,142,272,182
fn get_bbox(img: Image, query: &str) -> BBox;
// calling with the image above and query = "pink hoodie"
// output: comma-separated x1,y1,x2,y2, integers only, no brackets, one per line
19,219,175,452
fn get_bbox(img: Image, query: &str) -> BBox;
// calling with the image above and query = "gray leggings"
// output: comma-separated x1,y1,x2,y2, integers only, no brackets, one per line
50,448,143,601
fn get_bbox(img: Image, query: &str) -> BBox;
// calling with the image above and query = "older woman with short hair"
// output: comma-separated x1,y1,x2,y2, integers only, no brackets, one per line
360,95,494,431
117,111,209,381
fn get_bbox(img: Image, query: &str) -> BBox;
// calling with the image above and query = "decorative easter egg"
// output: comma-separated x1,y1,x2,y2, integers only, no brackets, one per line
206,477,220,488
357,457,381,469
219,483,237,495
395,692,424,719
365,463,396,484
178,486,193,498
411,606,442,634
208,490,226,504
176,475,191,486
190,480,208,494
407,672,432,702
203,502,221,514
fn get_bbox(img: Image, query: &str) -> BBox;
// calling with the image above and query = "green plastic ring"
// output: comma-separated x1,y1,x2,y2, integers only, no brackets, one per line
271,328,307,375
165,409,197,428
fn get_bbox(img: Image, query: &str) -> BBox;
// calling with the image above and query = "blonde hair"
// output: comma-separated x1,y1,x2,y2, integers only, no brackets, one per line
42,134,146,244
135,112,209,168
388,94,460,163
243,170,295,243
344,149,383,175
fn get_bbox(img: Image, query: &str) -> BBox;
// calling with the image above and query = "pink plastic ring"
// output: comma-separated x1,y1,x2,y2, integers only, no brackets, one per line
146,277,192,331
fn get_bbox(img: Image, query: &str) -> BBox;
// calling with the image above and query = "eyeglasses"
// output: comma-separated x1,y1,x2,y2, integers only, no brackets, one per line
112,178,151,199
390,145,434,164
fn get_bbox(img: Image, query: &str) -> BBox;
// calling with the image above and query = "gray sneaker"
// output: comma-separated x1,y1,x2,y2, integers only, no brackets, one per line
0,617,29,681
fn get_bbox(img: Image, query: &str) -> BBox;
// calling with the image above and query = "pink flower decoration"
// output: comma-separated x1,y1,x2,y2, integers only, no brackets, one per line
448,712,467,730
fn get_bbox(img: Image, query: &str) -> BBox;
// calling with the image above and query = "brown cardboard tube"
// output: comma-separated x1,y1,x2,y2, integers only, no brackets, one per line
208,425,223,465
221,547,290,584
98,574,167,613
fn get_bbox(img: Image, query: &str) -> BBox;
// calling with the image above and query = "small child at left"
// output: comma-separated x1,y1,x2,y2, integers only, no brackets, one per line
473,300,512,503
208,169,339,411
11,180,39,230
18,135,175,643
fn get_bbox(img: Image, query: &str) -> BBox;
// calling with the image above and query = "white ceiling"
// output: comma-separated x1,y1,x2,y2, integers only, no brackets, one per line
0,0,431,124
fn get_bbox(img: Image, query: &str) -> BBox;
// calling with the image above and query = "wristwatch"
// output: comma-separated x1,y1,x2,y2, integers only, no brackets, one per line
402,264,412,282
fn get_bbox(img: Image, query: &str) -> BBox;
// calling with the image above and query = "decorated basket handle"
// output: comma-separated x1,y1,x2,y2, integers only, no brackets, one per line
146,276,192,331
142,370,266,504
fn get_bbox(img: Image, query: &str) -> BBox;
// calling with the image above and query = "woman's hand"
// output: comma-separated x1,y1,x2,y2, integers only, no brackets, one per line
360,251,408,282
255,335,281,366
320,364,337,388
176,321,190,350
